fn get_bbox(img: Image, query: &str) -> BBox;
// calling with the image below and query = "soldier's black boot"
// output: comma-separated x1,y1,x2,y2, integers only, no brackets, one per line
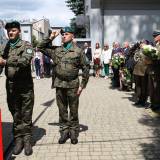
24,136,33,156
134,100,142,106
12,137,24,155
70,130,78,145
151,105,160,112
140,101,147,107
58,130,69,144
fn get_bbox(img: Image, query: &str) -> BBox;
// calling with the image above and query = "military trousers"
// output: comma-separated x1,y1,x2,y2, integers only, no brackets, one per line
56,87,79,134
148,64,160,107
6,80,34,139
134,74,148,103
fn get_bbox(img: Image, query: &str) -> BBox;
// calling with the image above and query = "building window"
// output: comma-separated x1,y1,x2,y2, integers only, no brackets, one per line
24,30,28,33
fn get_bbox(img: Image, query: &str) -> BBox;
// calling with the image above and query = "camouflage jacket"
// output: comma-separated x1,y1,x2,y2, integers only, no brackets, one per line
0,39,34,84
38,38,90,88
133,49,148,76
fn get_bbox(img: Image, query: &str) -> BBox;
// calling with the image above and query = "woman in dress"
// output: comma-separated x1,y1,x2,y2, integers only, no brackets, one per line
93,42,102,77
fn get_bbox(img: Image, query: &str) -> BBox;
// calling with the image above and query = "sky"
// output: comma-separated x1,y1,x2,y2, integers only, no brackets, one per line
0,0,75,27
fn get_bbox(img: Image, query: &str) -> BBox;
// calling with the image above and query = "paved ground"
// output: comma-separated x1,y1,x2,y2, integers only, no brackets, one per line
1,74,160,160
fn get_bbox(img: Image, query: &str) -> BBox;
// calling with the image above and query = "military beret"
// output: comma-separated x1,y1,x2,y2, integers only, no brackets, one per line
61,27,74,34
5,21,21,30
153,30,160,37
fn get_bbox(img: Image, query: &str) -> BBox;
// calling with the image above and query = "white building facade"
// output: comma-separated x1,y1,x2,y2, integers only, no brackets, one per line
85,0,160,49
32,19,50,41
21,22,32,43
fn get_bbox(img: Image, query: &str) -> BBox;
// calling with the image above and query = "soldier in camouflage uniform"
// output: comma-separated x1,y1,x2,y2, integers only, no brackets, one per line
147,31,160,111
0,21,34,156
38,27,90,144
133,41,149,107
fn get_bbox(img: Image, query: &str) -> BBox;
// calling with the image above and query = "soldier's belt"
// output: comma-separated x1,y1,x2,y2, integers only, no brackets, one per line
6,77,33,84
56,74,78,82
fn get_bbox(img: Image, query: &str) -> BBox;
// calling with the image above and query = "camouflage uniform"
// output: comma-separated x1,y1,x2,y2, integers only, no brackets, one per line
133,49,148,104
38,38,89,135
0,39,34,139
147,43,160,110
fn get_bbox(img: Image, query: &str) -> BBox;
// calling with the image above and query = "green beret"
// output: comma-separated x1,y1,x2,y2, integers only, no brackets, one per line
153,30,160,37
5,21,21,30
61,27,74,34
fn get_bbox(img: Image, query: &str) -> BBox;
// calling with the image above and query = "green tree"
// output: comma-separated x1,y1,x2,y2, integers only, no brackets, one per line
65,0,85,16
66,0,86,38
70,18,86,38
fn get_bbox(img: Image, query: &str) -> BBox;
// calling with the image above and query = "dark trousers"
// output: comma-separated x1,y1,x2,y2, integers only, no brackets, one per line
112,67,120,87
6,80,34,139
35,63,41,77
56,87,79,136
134,74,148,103
44,63,51,76
148,64,160,107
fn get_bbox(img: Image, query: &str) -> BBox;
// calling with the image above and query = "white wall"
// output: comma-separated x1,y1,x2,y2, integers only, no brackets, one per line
33,19,50,38
87,0,160,49
21,25,32,43
90,8,103,50
103,10,160,45
32,29,43,41
89,0,104,52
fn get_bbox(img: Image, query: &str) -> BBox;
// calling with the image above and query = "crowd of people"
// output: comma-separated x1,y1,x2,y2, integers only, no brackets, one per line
83,32,160,113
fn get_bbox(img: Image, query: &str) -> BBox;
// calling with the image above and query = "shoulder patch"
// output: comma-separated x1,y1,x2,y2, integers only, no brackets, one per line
26,48,33,54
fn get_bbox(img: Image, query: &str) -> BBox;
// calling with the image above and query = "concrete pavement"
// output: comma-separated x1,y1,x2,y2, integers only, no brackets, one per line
1,75,160,160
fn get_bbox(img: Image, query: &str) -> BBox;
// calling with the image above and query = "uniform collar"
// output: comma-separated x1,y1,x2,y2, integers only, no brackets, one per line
9,38,22,48
63,42,76,52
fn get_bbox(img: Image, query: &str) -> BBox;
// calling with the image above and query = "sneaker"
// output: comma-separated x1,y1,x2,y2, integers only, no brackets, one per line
134,101,142,106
